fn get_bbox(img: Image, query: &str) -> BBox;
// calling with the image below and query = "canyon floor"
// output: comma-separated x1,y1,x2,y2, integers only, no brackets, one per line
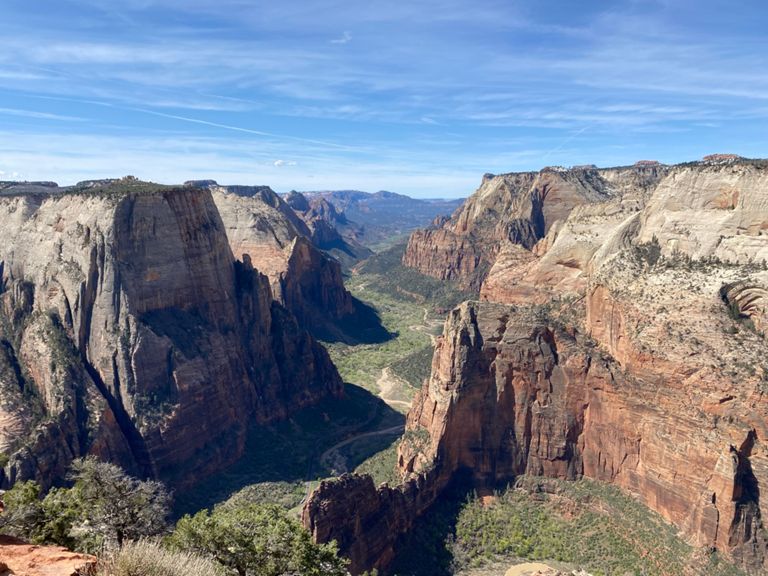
174,240,752,575
174,247,447,515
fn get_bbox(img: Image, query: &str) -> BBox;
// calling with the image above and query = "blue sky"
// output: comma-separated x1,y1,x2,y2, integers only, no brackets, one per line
1,0,767,197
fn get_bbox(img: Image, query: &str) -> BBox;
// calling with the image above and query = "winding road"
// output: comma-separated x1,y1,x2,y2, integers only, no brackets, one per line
302,303,441,497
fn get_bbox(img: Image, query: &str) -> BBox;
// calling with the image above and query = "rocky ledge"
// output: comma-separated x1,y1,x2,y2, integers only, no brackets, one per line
0,535,96,576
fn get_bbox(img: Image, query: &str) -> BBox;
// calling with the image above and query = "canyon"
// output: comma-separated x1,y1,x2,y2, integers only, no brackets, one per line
304,158,768,574
1,159,767,574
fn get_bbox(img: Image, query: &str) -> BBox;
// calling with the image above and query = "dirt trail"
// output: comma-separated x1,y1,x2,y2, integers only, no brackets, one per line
312,369,412,478
318,425,405,476
407,307,443,345
304,303,436,492
505,563,558,576
376,367,413,411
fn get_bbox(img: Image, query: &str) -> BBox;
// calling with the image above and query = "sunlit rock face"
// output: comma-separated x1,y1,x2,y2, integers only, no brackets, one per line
306,159,768,574
0,182,342,489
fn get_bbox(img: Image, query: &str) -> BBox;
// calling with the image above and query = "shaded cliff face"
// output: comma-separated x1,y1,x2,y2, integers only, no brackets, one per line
403,165,669,290
0,183,342,489
209,184,356,336
285,192,373,264
302,472,444,574
305,159,768,574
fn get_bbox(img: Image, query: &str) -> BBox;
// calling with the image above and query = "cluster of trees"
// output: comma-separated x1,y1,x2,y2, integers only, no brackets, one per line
0,457,348,576
169,502,346,576
0,457,170,552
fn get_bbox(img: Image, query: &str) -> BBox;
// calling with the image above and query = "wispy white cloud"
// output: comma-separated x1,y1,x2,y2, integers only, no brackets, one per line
0,0,766,194
128,107,361,151
273,159,297,167
0,107,86,122
331,31,352,45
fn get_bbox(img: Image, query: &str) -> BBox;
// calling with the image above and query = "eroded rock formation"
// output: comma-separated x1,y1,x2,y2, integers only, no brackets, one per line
403,165,669,291
202,183,357,335
285,192,372,264
0,181,342,489
305,158,768,574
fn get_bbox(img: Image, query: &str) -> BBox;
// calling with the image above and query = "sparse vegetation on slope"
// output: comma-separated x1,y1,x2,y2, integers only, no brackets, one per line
354,437,401,486
174,383,403,515
1,458,349,576
391,476,748,576
98,540,226,576
0,457,170,553
169,501,348,576
353,243,474,310
390,345,435,389
324,243,467,395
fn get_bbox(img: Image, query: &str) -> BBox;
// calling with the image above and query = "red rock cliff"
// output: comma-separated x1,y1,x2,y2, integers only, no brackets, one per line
0,181,342,489
305,159,768,574
403,165,668,290
210,184,356,335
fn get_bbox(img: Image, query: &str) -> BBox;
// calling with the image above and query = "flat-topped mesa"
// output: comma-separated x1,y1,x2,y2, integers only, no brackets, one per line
402,163,670,291
0,181,342,489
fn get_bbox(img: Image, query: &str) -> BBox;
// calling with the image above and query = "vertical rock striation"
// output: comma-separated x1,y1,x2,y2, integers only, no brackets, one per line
0,181,342,489
209,184,356,336
305,158,768,574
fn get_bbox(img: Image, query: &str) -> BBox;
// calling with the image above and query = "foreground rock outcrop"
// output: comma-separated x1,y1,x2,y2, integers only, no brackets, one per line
305,158,768,574
0,535,96,576
0,180,342,489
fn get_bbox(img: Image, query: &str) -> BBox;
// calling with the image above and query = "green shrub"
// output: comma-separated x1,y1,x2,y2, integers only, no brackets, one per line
69,457,171,551
168,502,348,576
390,345,433,388
0,480,44,538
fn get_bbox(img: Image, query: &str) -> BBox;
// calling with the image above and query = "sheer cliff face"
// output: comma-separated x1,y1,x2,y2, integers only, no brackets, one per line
418,161,768,570
305,160,768,574
403,302,767,566
403,165,669,291
0,185,342,488
211,186,355,333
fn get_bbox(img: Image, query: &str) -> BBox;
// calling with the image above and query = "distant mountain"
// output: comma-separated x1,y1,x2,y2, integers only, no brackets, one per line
294,190,464,249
